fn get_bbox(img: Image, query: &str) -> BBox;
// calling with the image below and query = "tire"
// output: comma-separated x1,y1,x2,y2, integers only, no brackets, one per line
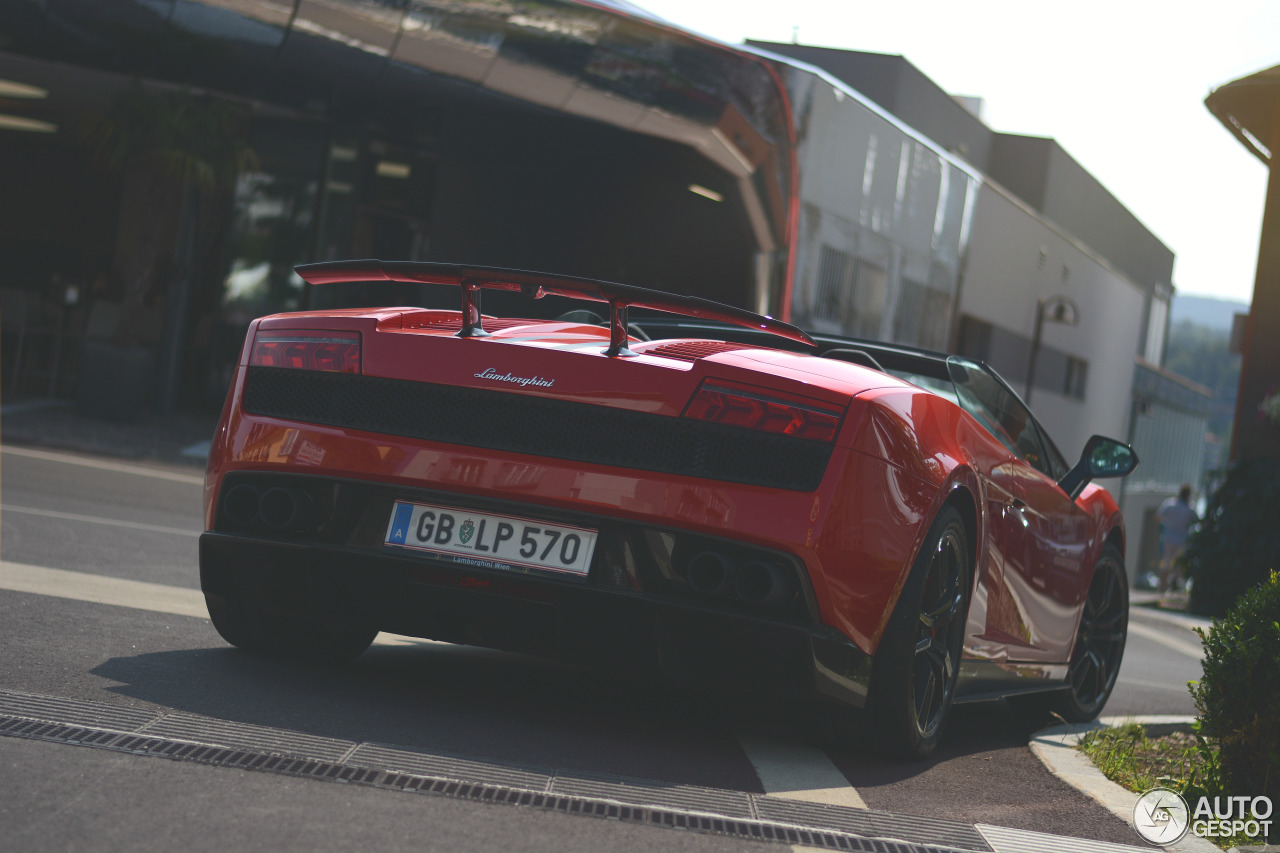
868,505,971,759
1052,544,1128,722
206,593,280,654
205,591,378,664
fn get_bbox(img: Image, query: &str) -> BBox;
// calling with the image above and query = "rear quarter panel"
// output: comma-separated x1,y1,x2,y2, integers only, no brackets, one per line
826,387,1052,658
811,388,995,652
828,385,1125,665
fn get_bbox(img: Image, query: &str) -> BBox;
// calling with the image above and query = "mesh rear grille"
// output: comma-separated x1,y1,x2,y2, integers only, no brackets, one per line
242,367,832,491
403,316,534,332
642,341,752,361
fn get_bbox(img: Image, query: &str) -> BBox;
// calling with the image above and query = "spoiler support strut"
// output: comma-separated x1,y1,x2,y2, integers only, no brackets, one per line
294,259,815,355
607,301,634,358
458,279,490,338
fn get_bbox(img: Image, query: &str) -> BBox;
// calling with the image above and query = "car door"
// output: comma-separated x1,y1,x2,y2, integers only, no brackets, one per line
948,359,1088,662
974,457,1045,656
1006,421,1093,662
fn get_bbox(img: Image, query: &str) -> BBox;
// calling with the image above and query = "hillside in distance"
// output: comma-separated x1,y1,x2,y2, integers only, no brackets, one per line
1170,294,1249,332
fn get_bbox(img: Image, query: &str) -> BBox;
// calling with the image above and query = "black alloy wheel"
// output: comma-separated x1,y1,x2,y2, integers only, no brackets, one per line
869,505,971,758
911,521,969,739
1057,545,1128,721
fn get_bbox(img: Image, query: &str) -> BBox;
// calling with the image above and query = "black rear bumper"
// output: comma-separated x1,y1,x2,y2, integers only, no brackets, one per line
199,532,871,709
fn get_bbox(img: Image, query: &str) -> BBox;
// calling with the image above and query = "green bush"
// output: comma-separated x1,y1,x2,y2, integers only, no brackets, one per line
1189,570,1280,842
1185,458,1280,618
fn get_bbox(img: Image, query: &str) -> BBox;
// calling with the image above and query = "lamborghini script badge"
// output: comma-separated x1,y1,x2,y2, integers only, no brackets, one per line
474,368,555,388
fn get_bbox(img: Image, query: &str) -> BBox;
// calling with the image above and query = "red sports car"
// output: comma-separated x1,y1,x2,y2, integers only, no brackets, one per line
200,261,1137,757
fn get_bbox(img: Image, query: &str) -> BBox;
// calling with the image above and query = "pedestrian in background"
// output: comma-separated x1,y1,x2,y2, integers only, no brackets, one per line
1157,484,1199,593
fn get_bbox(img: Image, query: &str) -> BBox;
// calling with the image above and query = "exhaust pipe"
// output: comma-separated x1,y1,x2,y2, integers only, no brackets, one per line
686,551,735,597
259,487,312,530
735,560,794,609
222,484,261,527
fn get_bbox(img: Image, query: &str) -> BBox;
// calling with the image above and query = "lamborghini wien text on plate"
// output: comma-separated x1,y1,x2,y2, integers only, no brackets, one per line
200,261,1137,757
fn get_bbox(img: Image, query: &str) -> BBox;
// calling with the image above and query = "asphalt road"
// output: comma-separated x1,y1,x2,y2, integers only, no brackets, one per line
0,444,1207,851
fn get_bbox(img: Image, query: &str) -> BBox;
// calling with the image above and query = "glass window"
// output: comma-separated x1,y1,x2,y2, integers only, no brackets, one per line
891,277,950,348
220,121,325,326
946,357,1059,478
1064,356,1088,400
850,259,886,338
814,246,853,325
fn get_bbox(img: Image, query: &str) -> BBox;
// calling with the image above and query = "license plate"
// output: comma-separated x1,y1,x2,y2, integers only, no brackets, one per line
383,500,597,580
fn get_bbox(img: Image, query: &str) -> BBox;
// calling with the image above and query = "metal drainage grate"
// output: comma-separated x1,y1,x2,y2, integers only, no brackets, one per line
0,713,968,853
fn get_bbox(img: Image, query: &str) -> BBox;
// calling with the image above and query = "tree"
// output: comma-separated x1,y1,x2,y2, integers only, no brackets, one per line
1163,319,1241,440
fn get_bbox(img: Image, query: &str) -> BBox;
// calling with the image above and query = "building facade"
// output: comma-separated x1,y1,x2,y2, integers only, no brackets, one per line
0,0,976,415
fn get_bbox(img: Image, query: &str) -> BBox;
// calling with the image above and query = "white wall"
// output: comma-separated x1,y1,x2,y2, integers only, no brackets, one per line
959,182,1146,461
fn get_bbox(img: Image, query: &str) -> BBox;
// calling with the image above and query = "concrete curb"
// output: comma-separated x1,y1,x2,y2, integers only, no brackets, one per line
1029,716,1219,852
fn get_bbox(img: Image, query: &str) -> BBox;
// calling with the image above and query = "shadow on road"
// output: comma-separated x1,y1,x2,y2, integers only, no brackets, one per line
86,637,1147,845
91,640,764,790
90,636,1042,793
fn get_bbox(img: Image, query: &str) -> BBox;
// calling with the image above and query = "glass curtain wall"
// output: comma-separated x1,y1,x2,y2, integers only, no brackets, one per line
772,56,978,348
0,0,984,412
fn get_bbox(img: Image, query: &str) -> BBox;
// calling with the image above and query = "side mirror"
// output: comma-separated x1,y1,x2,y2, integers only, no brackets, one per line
1058,435,1138,500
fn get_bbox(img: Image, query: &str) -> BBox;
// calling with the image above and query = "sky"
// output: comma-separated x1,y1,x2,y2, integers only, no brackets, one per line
633,0,1280,305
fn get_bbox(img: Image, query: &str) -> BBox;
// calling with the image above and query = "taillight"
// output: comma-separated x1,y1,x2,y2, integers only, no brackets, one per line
683,379,844,442
250,330,361,373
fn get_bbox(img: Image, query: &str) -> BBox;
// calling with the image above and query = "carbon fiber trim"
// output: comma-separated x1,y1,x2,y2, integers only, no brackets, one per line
242,367,833,491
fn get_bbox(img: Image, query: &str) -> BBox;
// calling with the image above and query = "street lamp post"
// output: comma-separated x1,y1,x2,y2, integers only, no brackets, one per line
1025,294,1079,404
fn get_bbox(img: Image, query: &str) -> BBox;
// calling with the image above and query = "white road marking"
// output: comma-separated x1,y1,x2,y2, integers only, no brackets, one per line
976,822,1157,853
1116,676,1196,692
0,445,205,485
0,560,207,618
0,560,431,648
1126,621,1205,660
2,504,201,537
736,734,867,809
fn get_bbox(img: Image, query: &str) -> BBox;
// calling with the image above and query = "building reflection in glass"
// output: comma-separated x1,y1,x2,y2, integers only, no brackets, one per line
0,0,979,408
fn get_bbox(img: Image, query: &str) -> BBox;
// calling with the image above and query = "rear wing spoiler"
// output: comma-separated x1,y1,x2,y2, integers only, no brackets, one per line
294,260,814,357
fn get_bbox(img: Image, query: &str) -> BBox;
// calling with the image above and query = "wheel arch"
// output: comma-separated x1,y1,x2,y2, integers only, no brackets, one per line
1081,525,1128,603
1104,525,1125,558
865,483,976,757
942,483,980,596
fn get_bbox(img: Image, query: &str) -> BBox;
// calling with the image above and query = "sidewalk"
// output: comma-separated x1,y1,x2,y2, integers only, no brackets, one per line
1130,590,1214,631
0,398,216,468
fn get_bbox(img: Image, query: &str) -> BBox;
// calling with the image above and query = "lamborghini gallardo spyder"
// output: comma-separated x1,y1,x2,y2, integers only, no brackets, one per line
200,261,1137,757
